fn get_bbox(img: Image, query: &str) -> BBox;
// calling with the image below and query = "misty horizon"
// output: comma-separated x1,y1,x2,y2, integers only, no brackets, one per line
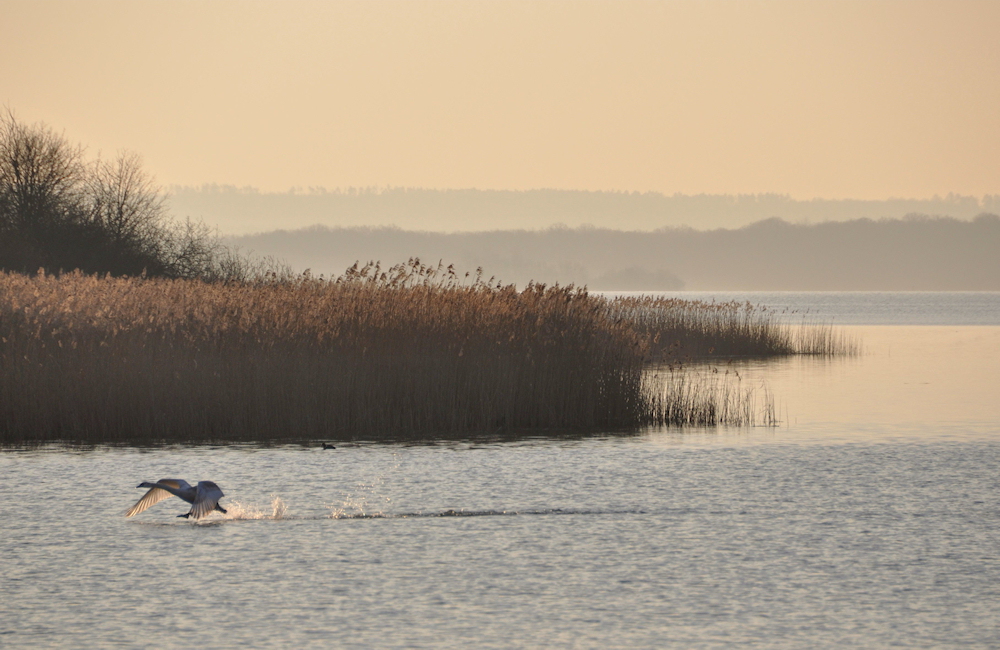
170,185,1000,236
228,214,1000,291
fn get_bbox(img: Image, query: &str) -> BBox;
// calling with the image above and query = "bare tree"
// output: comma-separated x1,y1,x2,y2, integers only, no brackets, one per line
161,217,223,279
0,108,86,235
1,109,289,281
205,245,294,283
86,150,168,251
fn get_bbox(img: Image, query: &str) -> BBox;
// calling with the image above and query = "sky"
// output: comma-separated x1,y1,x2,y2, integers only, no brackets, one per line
2,0,998,201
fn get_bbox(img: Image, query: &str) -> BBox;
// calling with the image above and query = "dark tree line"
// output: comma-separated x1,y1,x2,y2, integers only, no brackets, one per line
0,110,283,280
230,213,1000,291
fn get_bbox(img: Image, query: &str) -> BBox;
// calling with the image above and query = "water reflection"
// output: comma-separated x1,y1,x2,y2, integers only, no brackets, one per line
724,326,1000,440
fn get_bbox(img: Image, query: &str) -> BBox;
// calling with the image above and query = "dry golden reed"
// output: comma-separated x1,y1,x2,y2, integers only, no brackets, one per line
0,261,837,444
608,296,858,360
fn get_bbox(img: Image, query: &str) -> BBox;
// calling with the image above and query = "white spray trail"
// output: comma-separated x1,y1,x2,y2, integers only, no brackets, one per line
222,495,288,520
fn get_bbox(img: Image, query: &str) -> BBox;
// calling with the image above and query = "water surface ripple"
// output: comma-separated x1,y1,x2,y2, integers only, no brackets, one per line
2,436,999,649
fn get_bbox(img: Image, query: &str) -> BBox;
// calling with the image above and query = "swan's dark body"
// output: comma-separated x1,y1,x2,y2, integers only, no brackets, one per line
125,479,227,520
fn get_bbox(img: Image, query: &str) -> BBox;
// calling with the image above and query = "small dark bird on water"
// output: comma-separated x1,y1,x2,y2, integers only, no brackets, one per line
125,479,227,520
323,443,336,450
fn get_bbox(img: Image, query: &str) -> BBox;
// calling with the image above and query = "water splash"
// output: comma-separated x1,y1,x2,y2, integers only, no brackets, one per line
222,495,288,520
270,495,287,520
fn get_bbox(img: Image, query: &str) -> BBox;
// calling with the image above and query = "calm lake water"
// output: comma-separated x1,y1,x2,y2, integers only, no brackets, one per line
2,292,999,649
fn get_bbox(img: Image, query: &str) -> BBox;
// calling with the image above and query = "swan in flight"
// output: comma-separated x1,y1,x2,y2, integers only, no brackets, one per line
125,479,227,520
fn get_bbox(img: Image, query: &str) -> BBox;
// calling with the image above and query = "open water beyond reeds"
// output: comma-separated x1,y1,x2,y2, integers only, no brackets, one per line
2,293,999,649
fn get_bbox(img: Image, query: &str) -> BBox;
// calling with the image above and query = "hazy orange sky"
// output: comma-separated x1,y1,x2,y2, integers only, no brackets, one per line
2,0,998,200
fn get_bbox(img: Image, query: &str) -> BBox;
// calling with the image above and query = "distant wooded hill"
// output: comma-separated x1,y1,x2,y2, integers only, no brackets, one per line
171,185,1000,235
228,214,1000,291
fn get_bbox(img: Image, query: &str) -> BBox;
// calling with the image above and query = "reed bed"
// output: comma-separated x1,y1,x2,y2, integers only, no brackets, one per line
609,296,859,360
0,262,834,444
791,320,862,356
608,297,793,360
642,367,775,427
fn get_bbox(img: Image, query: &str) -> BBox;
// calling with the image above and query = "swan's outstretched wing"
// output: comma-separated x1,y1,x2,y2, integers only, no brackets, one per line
186,481,225,520
125,479,191,517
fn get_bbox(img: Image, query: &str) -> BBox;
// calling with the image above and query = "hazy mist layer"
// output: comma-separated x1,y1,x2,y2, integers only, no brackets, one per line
173,185,1000,235
229,215,1000,291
